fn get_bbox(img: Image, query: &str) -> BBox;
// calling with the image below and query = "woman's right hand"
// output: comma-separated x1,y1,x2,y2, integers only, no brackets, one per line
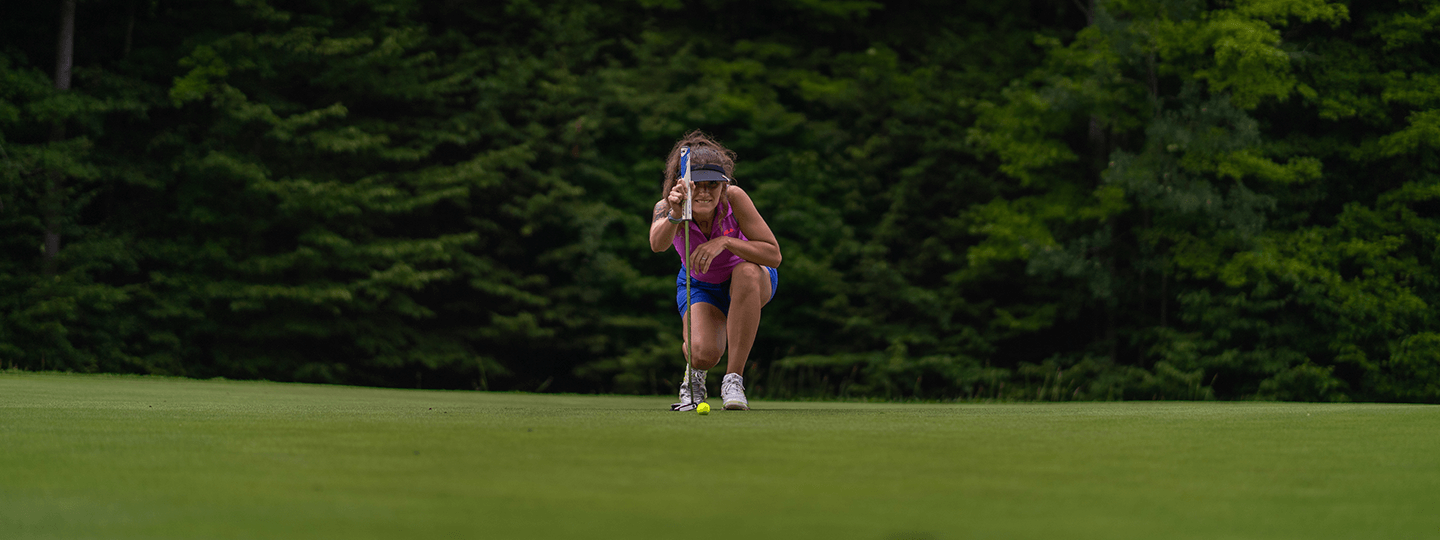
666,181,689,219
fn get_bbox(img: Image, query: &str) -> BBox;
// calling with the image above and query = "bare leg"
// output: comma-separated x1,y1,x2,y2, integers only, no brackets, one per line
682,302,727,371
724,262,772,375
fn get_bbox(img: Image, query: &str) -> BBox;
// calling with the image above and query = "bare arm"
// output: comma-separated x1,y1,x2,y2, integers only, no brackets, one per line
718,187,782,267
648,199,681,253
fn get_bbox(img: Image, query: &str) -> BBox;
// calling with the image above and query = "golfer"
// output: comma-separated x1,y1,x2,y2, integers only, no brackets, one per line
649,131,781,411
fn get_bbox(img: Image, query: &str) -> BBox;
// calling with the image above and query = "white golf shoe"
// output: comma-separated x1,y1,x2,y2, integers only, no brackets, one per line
670,366,707,411
721,373,749,410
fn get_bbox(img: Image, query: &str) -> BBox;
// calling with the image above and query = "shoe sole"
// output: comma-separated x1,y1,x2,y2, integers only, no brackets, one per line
723,400,749,411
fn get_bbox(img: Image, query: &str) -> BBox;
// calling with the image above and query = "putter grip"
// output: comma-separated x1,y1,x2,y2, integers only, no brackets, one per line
679,147,693,220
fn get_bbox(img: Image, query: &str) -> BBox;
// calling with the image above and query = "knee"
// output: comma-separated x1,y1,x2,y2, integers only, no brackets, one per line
732,263,765,291
682,340,724,368
688,346,724,369
699,344,724,366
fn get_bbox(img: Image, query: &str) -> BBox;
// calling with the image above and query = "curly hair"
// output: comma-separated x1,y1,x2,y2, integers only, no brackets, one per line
660,130,737,198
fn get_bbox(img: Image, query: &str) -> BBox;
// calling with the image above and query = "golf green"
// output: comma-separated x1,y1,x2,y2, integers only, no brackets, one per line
2,372,1436,539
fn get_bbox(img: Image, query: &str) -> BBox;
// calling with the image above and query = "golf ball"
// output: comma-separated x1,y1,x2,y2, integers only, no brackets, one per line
697,402,710,415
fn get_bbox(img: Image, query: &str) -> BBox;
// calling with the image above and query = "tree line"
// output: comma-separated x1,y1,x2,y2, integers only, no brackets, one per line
1,0,1436,402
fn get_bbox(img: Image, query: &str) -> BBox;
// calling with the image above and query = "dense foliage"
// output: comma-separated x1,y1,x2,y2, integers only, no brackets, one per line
2,0,1436,402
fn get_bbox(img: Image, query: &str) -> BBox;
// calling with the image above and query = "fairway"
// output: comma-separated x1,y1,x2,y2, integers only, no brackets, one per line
2,373,1437,539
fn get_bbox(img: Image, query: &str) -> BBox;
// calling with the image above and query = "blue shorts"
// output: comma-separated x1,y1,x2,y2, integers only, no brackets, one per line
676,265,778,317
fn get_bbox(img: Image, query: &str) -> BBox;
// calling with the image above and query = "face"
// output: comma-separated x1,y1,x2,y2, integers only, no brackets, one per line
690,181,728,213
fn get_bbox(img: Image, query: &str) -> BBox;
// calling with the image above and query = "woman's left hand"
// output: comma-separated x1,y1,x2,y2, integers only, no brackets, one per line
687,237,732,274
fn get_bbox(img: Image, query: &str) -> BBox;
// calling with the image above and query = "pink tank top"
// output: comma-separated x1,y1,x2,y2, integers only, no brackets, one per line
673,200,747,284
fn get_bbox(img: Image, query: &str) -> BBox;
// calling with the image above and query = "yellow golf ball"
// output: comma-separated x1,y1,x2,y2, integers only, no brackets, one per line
696,402,710,415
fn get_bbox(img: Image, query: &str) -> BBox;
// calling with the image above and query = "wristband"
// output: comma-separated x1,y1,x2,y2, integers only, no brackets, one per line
667,214,685,224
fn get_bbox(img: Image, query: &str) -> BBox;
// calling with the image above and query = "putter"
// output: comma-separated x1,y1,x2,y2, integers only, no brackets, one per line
679,146,697,410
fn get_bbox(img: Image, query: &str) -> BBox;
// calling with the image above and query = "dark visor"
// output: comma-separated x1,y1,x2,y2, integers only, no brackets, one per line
690,163,732,183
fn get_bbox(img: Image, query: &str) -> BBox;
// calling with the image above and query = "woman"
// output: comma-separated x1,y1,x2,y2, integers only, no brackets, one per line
649,131,782,411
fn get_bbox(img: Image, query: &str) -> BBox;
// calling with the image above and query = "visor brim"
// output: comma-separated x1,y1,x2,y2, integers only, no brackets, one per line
690,169,731,183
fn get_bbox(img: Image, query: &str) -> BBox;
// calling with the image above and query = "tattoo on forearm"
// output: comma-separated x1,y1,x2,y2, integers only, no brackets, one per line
653,201,670,223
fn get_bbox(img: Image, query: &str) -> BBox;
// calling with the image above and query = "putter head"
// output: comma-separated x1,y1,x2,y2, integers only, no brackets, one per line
671,401,698,412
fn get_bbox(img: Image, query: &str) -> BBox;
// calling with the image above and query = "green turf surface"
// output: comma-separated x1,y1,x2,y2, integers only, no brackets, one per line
2,372,1437,539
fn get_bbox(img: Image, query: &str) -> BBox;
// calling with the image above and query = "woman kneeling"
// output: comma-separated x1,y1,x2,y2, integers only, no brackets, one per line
648,131,782,411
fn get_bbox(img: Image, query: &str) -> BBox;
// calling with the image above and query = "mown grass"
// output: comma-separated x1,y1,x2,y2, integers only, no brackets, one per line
2,372,1437,539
